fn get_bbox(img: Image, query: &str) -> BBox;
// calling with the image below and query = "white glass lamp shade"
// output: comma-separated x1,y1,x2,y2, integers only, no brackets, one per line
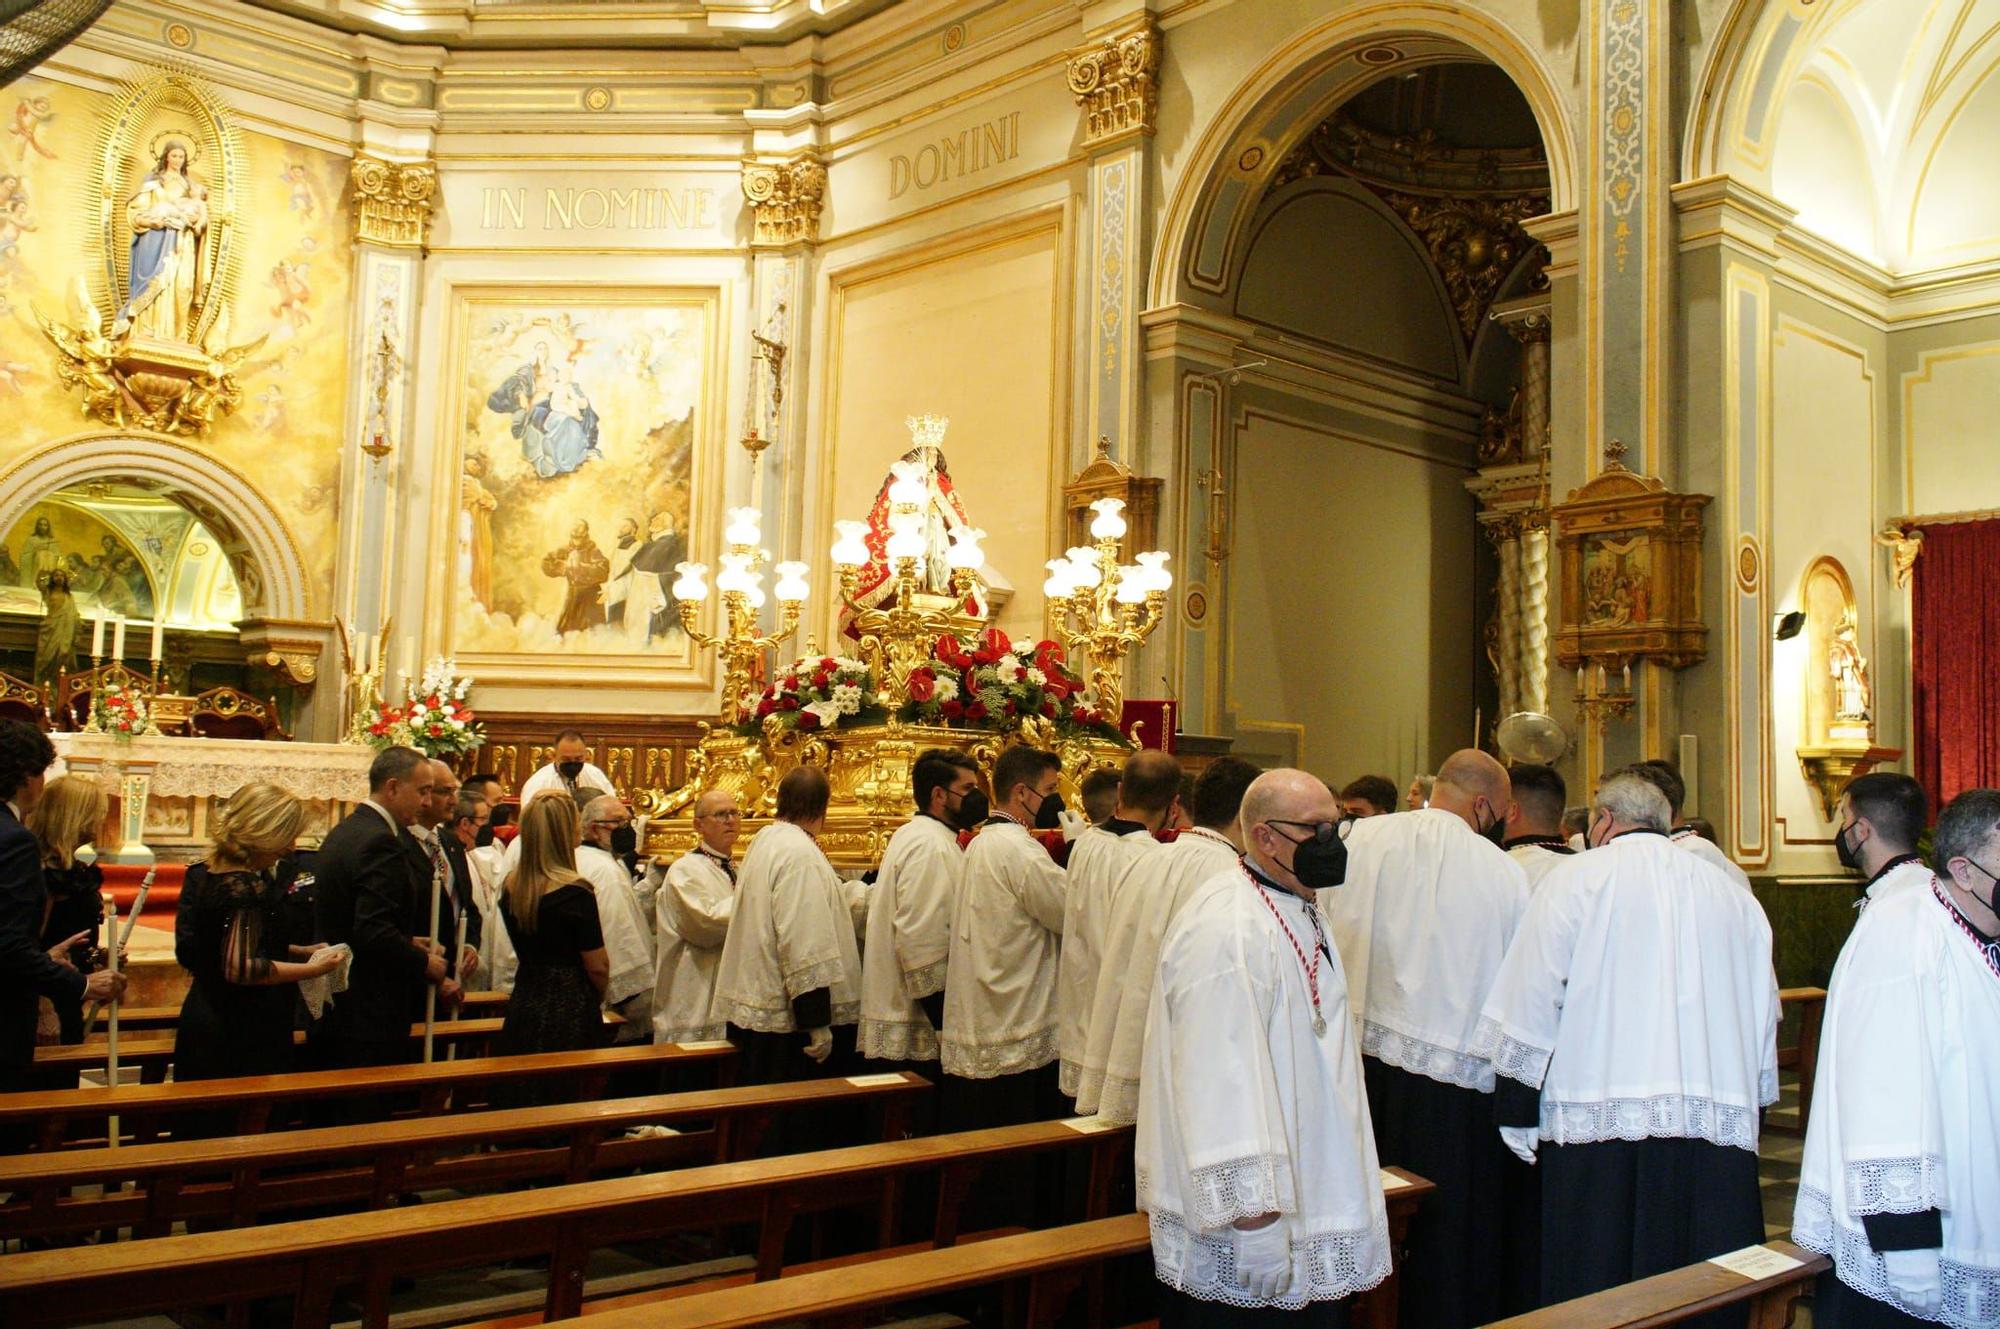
747,583,768,610
671,561,710,602
724,506,763,548
887,460,928,509
1137,550,1173,593
715,552,756,595
1114,565,1149,605
886,527,926,563
947,526,986,571
1064,547,1103,589
831,520,872,567
1043,559,1077,599
1089,497,1128,540
773,561,811,602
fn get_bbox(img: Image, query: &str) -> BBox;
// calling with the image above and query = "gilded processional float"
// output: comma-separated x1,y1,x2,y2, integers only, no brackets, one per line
639,417,1172,869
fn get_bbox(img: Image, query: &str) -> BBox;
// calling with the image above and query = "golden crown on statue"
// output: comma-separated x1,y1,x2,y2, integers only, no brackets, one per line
905,414,949,450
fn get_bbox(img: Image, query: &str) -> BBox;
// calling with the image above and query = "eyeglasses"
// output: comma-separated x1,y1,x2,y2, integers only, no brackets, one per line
698,809,742,820
1263,818,1351,844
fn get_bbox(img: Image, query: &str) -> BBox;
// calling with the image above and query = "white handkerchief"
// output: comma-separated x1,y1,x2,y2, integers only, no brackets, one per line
299,944,353,1020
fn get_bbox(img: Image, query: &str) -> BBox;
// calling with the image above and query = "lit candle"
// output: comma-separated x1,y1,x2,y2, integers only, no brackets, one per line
112,617,127,662
399,637,415,688
91,615,105,659
150,618,164,664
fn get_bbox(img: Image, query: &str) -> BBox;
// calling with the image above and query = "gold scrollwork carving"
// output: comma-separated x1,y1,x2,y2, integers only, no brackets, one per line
350,154,437,251
740,155,826,248
1066,26,1159,147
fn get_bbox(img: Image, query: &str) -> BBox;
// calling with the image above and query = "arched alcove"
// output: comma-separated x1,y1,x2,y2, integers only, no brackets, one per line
0,431,313,622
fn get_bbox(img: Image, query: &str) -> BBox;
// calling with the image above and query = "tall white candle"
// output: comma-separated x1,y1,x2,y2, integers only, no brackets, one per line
90,616,105,659
111,618,127,662
399,638,415,694
150,618,164,664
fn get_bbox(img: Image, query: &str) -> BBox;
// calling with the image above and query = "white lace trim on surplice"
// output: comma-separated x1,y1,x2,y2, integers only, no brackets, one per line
1795,1184,1998,1329
1146,1210,1391,1311
1361,1020,1495,1092
901,959,947,1001
1471,1015,1553,1088
938,1025,1057,1079
1072,1063,1140,1126
1542,1093,1761,1151
858,1016,939,1062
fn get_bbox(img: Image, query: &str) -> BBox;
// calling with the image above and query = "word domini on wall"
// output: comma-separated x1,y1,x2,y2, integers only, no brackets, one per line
889,111,1021,200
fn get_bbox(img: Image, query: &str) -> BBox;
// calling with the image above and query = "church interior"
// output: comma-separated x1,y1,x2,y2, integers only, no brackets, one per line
0,0,1996,1325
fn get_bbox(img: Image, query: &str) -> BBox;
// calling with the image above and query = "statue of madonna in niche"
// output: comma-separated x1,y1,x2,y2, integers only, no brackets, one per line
119,137,211,342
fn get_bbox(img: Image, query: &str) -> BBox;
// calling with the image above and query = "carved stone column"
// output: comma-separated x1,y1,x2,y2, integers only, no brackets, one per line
739,150,825,632
336,151,436,737
1493,297,1552,458
1069,20,1162,701
1468,465,1553,724
1482,514,1525,718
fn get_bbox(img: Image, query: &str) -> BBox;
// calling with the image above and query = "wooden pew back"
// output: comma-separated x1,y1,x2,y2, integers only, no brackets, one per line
1481,1241,1829,1328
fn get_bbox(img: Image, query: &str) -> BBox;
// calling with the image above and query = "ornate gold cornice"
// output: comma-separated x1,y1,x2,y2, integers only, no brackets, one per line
1066,25,1159,148
740,154,827,249
350,155,438,251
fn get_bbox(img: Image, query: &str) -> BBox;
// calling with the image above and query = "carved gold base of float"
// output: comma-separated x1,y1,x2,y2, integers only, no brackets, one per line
639,715,1127,871
1797,740,1902,822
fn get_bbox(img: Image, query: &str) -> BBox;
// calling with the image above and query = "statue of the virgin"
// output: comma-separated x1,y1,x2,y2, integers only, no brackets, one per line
119,139,210,342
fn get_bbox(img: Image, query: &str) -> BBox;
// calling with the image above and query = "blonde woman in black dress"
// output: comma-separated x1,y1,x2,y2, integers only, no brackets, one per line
497,794,609,1100
28,775,110,1047
174,783,344,1083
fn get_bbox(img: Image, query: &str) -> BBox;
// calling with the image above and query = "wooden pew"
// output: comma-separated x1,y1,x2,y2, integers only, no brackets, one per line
0,1122,1431,1329
0,1072,929,1240
39,1018,514,1084
0,1119,1140,1329
0,1040,734,1151
500,1167,1437,1329
81,990,512,1038
1481,1240,1829,1328
1775,986,1827,1134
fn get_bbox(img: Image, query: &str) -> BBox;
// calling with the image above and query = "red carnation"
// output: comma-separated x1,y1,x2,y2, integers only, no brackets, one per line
757,698,776,718
941,699,965,720
908,669,935,702
1041,701,1056,718
813,670,831,690
965,700,989,721
779,695,800,711
798,711,821,731
1003,699,1018,716
819,657,836,670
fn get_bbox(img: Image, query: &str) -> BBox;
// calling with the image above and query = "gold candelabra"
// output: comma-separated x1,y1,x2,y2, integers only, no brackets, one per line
830,420,987,707
672,507,808,723
1042,496,1172,722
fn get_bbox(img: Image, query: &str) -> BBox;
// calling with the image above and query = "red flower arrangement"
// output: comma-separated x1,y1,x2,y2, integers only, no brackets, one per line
900,627,1124,740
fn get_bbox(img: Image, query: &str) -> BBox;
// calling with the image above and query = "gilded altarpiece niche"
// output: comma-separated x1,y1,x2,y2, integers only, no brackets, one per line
0,72,353,607
443,288,719,685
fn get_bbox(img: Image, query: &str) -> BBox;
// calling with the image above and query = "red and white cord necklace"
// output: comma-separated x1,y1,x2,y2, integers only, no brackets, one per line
1245,865,1330,1036
1934,878,2000,983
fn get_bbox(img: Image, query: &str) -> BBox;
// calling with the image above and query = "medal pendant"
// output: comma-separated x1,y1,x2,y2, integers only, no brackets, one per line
1311,1014,1327,1037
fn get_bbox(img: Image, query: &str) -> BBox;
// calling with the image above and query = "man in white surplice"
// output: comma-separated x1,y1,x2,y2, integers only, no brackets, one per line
1794,787,2000,1329
1498,763,1576,893
710,767,862,1083
519,729,617,803
1075,755,1258,1125
1321,748,1531,1328
1628,758,1754,891
1476,769,1778,1309
939,744,1068,1123
1056,749,1181,1098
576,794,655,1041
1830,772,1932,908
858,748,982,1065
1137,768,1389,1327
651,790,740,1044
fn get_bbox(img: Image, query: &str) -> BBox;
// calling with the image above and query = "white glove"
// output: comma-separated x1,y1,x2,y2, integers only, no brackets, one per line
803,1026,833,1063
1499,1125,1540,1165
1881,1248,1942,1315
1057,809,1089,842
1231,1216,1292,1301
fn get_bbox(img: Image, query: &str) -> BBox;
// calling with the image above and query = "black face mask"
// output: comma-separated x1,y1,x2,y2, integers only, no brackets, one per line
474,824,495,848
1962,858,2000,917
1271,821,1348,891
609,824,639,859
950,788,989,832
557,760,585,783
1834,820,1862,872
1479,807,1509,848
1033,789,1067,830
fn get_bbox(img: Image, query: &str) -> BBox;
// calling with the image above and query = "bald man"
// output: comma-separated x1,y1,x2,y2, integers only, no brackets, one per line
1322,748,1534,1327
652,790,741,1044
577,794,656,1041
1056,750,1179,1099
1137,769,1389,1324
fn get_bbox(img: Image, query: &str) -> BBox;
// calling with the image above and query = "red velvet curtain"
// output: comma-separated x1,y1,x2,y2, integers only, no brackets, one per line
1912,517,2000,807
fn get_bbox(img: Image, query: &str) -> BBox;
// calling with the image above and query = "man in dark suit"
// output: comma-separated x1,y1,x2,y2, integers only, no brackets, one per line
442,788,489,970
411,758,479,987
0,720,123,1093
311,745,445,1071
